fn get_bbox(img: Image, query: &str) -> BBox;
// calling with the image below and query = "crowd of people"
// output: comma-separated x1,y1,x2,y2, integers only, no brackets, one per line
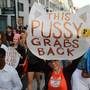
0,25,90,90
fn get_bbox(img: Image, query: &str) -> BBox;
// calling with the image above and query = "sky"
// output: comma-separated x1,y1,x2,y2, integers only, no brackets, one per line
72,0,90,8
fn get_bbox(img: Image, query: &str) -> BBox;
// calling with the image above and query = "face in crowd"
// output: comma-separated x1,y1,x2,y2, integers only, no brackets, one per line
13,34,20,45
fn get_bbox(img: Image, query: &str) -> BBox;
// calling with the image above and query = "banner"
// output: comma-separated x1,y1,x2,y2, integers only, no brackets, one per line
27,3,90,60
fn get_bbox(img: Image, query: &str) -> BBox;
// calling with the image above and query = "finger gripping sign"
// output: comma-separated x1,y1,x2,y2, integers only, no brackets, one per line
27,3,90,60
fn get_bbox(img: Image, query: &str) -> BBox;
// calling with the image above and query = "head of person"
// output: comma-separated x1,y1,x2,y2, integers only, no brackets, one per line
20,30,27,47
13,34,20,45
6,26,12,34
0,48,6,67
20,30,26,39
6,26,13,35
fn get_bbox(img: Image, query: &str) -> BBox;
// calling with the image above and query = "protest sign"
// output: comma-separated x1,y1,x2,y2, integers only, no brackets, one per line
27,3,90,60
5,47,21,68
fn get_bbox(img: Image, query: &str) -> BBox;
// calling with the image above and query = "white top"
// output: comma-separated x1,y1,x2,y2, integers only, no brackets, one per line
0,64,22,90
1,44,8,52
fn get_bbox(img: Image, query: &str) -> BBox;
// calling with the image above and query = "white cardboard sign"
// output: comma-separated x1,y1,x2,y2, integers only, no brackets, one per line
27,3,90,60
5,47,21,68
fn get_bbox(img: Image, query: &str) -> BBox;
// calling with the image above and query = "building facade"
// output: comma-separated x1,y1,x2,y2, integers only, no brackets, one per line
30,0,73,11
0,0,73,31
0,0,29,31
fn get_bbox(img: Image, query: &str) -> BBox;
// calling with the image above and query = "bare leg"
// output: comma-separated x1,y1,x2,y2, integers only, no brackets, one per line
35,72,41,90
28,72,34,90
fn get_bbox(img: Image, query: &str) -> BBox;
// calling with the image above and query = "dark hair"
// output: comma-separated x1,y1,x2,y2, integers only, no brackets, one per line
0,31,6,44
6,26,12,30
0,48,6,58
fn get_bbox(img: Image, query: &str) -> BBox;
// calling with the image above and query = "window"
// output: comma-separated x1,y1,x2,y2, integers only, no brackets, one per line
0,16,7,31
18,2,24,11
10,0,15,8
0,0,7,8
11,16,16,28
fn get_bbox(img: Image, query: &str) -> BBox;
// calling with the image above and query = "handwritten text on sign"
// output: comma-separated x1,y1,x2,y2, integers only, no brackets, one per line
27,12,89,60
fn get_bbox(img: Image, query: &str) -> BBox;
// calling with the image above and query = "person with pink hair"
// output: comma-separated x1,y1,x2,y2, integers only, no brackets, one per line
12,33,26,78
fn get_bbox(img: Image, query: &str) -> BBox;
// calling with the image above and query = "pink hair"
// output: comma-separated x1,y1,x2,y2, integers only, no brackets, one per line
13,34,20,40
